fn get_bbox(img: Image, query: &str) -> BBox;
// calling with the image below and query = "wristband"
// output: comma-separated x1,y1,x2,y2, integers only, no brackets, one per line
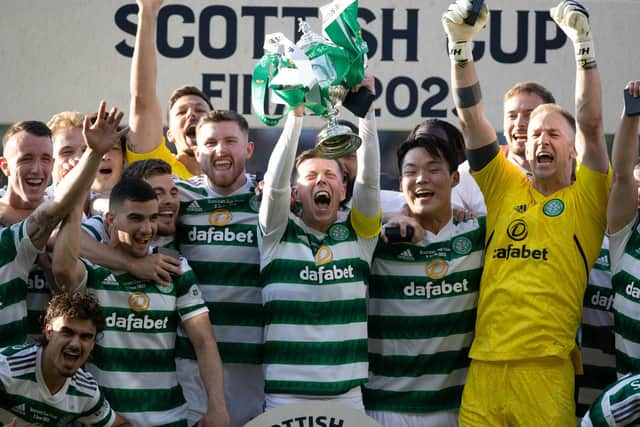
454,82,482,108
448,40,472,66
575,39,596,69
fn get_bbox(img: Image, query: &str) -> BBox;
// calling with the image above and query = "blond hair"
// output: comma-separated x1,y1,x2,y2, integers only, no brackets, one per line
47,111,84,138
529,103,576,134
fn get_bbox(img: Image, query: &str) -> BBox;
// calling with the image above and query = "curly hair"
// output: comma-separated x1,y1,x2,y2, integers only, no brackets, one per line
43,293,106,339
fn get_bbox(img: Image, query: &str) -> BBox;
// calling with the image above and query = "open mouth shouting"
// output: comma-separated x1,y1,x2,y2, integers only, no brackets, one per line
61,347,81,369
213,157,232,171
98,167,113,177
314,190,332,210
536,151,554,165
184,123,198,147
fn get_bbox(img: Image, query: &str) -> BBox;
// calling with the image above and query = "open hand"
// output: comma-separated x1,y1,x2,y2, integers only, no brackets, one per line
83,101,129,157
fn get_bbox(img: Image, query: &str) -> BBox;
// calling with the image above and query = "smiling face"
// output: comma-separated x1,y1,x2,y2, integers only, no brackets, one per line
294,157,346,233
52,128,87,186
0,130,53,209
144,174,179,236
503,92,545,159
195,120,253,195
525,110,576,190
106,199,159,258
400,146,459,220
42,316,96,383
167,95,211,154
91,141,124,194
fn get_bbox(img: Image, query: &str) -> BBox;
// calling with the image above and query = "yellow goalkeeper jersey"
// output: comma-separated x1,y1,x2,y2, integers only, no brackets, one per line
126,137,193,179
470,153,610,366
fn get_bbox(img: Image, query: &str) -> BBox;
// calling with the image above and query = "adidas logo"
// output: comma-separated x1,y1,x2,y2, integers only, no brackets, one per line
595,255,608,267
186,201,201,212
397,249,414,261
102,274,118,286
13,403,26,415
514,204,527,213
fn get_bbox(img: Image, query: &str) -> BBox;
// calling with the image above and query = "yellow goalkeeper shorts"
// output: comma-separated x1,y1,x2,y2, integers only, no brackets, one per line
459,357,575,427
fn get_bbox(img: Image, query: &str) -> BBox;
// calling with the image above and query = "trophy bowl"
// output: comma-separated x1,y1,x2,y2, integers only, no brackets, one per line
315,85,362,159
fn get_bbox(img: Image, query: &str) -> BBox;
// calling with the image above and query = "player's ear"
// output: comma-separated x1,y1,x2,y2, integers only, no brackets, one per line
44,322,53,339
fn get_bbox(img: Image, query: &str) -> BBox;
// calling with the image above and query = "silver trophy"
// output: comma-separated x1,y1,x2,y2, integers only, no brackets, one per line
297,19,362,159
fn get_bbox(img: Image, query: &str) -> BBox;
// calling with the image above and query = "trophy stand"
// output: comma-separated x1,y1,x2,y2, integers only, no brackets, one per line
315,86,362,159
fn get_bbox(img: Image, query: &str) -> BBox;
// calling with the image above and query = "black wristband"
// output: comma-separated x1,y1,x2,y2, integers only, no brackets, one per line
466,141,500,171
454,82,482,109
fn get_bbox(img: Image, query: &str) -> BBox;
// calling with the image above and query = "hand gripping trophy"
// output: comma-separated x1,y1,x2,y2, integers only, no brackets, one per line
252,0,373,158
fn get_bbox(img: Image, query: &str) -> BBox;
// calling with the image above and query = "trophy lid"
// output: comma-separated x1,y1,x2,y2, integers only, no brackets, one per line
296,18,326,52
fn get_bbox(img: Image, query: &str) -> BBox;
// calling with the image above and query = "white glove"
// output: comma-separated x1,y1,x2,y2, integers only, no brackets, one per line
550,0,595,67
442,0,489,65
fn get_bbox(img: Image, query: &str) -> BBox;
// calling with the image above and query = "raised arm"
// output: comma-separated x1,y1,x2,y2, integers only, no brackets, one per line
52,206,87,298
350,74,381,238
608,81,640,234
183,313,229,427
259,109,303,237
27,101,128,250
551,0,608,174
352,74,380,219
127,0,164,154
443,1,497,161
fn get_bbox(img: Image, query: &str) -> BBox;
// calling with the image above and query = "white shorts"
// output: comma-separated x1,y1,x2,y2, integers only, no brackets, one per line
176,358,206,426
367,410,458,427
176,359,264,427
265,386,364,413
223,363,265,426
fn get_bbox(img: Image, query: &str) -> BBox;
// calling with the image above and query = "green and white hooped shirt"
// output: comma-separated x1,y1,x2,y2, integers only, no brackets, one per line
364,216,485,414
0,344,116,426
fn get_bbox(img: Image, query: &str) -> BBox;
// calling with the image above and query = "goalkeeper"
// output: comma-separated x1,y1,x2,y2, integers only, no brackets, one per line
442,1,611,425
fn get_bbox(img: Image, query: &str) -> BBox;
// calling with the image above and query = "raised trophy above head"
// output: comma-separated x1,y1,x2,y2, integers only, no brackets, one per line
252,0,373,159
314,85,362,158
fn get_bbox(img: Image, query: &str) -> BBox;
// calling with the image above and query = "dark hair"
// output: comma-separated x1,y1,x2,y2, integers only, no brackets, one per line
292,148,345,183
407,119,465,166
2,121,52,150
40,293,105,345
123,159,172,181
504,81,556,105
167,85,213,123
109,175,158,212
196,110,249,135
397,135,458,174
